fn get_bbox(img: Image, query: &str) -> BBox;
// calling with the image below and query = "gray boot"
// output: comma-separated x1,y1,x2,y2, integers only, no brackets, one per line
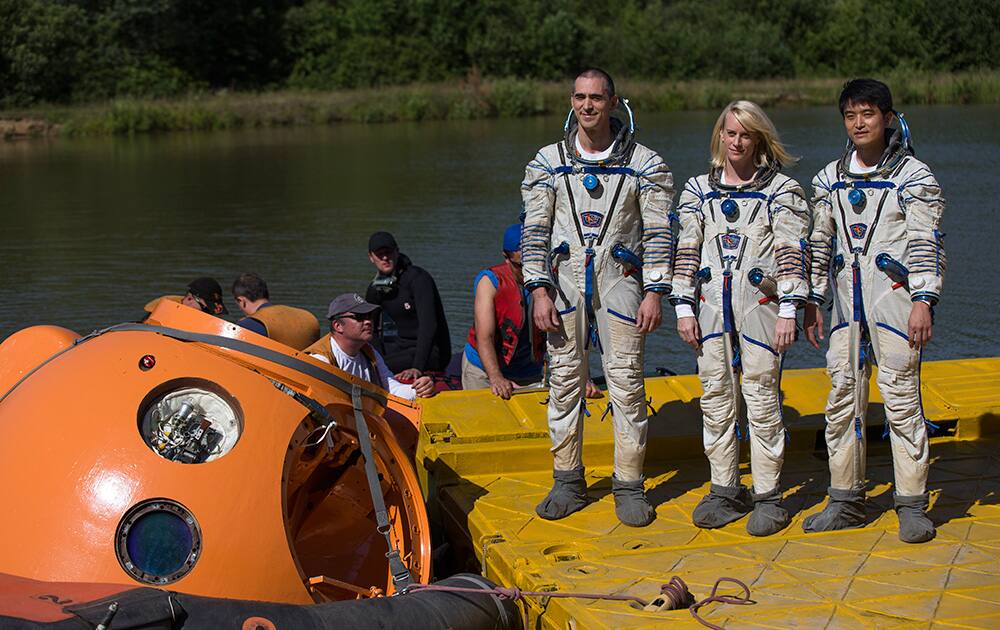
746,488,791,536
692,484,753,529
802,487,866,532
612,476,656,527
894,493,936,544
535,467,589,520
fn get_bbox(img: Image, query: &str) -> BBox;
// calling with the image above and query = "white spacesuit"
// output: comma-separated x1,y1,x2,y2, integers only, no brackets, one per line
671,165,810,535
805,123,945,543
521,107,674,526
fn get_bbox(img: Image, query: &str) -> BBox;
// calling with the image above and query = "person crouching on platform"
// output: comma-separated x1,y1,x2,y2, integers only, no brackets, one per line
670,101,810,536
521,68,674,527
231,272,321,350
305,293,436,401
462,223,546,398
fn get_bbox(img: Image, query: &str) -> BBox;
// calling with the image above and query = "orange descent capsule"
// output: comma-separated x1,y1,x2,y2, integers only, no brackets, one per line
0,299,430,604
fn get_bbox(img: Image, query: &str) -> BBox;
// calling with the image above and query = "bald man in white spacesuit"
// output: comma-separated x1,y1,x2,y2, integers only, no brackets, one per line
521,68,674,527
804,79,945,544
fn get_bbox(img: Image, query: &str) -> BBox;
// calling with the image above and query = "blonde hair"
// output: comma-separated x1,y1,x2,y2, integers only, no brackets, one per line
709,100,798,169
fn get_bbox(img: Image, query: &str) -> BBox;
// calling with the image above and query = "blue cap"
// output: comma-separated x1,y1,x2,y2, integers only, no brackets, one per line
502,223,522,253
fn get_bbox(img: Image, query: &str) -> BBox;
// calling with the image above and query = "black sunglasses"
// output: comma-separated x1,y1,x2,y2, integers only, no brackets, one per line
338,312,377,322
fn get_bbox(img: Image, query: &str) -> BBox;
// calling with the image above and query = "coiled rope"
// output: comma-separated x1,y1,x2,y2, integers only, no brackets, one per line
404,575,752,629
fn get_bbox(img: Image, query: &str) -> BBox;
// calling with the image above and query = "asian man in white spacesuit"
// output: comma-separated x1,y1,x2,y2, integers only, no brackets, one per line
803,78,946,544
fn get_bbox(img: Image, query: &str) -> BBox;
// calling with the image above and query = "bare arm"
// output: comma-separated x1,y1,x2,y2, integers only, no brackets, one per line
473,275,514,399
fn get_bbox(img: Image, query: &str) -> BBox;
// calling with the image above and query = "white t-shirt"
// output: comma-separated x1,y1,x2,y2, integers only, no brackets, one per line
850,151,878,174
575,135,614,161
310,337,416,401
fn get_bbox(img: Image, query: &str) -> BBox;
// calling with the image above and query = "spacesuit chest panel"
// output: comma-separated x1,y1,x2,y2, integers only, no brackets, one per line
829,173,911,333
832,176,900,258
553,143,641,250
703,190,769,274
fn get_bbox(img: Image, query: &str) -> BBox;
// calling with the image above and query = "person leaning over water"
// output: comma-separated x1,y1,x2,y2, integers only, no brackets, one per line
142,277,228,320
230,272,320,350
521,68,674,527
802,79,945,544
365,231,452,381
305,293,436,401
462,223,546,397
670,101,810,536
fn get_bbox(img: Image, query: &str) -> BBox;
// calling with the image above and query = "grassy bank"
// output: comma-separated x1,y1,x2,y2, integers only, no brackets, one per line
3,71,998,138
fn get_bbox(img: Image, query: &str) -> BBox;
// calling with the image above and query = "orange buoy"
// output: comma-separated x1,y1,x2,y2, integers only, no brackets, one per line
0,299,430,604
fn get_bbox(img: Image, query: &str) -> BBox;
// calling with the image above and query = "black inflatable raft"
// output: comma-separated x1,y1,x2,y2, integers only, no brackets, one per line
0,572,520,629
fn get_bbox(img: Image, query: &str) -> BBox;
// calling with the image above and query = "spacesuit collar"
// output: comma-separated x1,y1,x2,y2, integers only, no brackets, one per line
564,114,635,165
708,162,779,192
839,127,913,178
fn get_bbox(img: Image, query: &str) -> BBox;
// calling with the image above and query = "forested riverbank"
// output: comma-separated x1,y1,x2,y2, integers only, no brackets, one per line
3,71,999,138
1,0,997,137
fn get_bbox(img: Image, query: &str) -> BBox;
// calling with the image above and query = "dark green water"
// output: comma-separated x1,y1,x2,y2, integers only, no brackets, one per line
1,105,996,372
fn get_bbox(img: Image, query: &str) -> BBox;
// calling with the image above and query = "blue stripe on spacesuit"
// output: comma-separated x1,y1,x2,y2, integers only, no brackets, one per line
722,272,734,334
607,309,636,324
553,165,637,176
700,332,724,344
875,322,909,341
831,322,849,333
851,262,865,441
584,248,600,351
934,230,944,274
585,250,595,317
705,191,768,200
852,264,862,324
643,225,673,266
831,180,896,190
740,334,778,356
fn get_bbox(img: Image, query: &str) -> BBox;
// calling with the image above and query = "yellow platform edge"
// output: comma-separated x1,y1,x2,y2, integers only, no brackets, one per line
417,358,1000,629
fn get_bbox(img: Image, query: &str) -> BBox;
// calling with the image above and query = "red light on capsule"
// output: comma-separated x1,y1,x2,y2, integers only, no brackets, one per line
139,355,156,371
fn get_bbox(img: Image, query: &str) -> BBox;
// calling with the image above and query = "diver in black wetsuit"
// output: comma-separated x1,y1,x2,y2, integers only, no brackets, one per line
365,231,452,379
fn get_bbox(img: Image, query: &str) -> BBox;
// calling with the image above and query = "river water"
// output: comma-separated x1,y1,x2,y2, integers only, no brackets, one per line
1,105,996,373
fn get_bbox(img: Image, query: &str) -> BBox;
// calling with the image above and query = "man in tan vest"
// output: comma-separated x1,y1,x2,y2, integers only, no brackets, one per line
304,293,436,401
231,272,320,351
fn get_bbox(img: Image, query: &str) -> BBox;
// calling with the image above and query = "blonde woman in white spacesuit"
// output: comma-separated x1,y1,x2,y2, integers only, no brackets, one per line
671,101,810,536
803,79,944,544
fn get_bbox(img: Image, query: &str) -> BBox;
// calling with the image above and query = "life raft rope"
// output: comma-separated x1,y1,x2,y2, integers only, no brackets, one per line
403,575,752,629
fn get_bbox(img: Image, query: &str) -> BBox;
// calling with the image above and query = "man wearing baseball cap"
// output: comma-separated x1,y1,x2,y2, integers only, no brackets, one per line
143,277,229,319
365,231,451,381
304,292,436,400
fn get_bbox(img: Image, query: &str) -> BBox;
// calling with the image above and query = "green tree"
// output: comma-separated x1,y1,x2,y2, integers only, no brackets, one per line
0,0,91,105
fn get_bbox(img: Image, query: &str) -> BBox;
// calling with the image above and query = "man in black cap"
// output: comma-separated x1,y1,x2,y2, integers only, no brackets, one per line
143,277,228,320
365,231,452,380
304,292,436,400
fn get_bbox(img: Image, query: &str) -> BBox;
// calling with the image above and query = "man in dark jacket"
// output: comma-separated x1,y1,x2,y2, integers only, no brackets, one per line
365,231,451,379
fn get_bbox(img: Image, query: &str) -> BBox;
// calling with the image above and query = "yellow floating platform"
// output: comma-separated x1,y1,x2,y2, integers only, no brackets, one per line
416,358,1000,628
